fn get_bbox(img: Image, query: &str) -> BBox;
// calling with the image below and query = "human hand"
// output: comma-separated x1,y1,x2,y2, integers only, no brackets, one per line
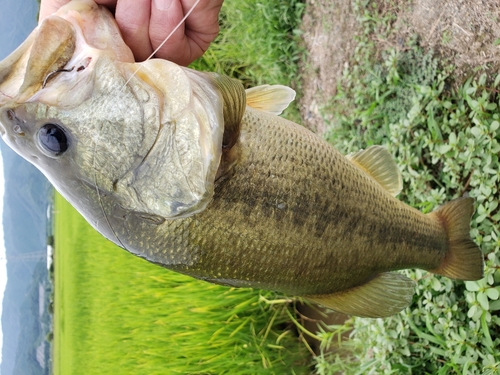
39,0,223,66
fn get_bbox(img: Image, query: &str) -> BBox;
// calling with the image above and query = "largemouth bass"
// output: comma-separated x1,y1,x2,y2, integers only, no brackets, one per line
0,0,483,318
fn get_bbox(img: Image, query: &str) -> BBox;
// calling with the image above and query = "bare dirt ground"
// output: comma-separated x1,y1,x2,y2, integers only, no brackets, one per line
299,0,500,135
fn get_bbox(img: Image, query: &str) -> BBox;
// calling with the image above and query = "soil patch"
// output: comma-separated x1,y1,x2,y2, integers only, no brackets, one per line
299,0,359,134
299,0,500,135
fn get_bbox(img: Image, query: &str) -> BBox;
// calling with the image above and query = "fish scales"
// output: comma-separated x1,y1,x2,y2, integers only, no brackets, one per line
0,0,483,317
107,107,446,296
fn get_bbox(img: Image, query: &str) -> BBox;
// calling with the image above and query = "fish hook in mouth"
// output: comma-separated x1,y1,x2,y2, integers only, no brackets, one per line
42,57,93,88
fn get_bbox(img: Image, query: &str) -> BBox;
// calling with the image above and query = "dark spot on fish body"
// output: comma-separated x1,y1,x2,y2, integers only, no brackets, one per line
291,192,309,227
241,190,257,218
258,191,274,218
313,216,328,237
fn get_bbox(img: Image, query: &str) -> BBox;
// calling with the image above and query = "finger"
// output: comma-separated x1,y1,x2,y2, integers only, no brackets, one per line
183,0,222,60
183,0,223,35
115,0,153,61
150,0,221,65
39,0,70,21
150,0,189,63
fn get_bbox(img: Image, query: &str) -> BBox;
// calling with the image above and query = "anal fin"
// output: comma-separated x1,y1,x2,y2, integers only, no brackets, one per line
305,272,415,318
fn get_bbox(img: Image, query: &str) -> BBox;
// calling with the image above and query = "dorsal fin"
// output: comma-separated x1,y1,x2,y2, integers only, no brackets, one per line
245,84,296,115
348,146,402,196
209,73,246,150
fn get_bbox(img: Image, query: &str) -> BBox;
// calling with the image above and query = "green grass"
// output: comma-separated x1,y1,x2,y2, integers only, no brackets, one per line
53,193,310,375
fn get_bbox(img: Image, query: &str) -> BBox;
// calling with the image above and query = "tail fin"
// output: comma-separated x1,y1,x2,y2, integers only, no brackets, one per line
429,197,483,280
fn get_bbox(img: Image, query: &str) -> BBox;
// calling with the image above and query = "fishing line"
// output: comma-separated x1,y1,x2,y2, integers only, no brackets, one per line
122,0,202,87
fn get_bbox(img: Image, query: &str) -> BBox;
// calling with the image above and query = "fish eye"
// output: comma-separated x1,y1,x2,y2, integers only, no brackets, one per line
37,123,69,156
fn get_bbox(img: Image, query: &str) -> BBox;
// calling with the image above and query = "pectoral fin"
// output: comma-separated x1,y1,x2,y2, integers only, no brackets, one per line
245,84,296,115
305,272,415,318
348,146,403,196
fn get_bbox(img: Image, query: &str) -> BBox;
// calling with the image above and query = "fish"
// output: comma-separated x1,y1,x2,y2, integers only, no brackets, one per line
0,0,483,318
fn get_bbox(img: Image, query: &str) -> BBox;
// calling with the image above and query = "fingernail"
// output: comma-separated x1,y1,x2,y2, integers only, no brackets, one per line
154,0,173,11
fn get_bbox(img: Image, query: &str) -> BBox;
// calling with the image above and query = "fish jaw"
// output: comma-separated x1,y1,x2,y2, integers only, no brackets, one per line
0,0,147,209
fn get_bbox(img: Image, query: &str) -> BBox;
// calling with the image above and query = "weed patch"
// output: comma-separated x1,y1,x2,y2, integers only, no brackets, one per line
315,1,500,373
